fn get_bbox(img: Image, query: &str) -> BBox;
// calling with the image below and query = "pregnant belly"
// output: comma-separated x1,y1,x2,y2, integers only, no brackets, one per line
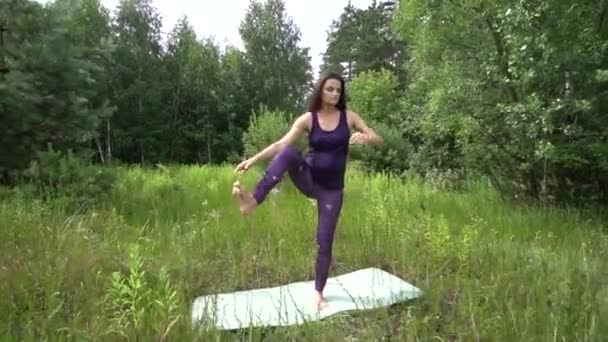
306,151,346,175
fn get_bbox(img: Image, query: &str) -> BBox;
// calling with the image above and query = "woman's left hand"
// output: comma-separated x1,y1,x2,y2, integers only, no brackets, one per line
348,111,384,145
349,132,369,145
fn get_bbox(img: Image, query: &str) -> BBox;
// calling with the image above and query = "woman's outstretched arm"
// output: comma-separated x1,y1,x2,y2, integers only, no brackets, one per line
235,112,309,172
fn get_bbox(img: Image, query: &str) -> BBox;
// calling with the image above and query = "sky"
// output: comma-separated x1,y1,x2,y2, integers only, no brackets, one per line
37,0,374,75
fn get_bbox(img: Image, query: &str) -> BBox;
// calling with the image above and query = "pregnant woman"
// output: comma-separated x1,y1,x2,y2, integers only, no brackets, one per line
232,72,383,311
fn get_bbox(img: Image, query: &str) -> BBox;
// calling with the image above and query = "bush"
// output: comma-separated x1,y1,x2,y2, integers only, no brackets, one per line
241,105,307,164
347,69,402,127
349,120,413,175
20,146,117,208
346,69,412,175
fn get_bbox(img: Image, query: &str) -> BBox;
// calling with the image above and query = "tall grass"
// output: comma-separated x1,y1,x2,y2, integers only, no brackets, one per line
1,164,607,340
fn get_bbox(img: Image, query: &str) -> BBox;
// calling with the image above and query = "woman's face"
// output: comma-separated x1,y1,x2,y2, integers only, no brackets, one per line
322,78,341,107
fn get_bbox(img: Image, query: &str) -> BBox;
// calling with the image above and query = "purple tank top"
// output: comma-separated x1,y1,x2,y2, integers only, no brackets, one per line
305,110,350,189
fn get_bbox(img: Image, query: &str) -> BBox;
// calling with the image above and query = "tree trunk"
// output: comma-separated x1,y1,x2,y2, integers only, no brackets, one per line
599,172,608,203
485,16,519,103
207,134,211,164
106,119,112,163
95,137,105,164
598,0,607,34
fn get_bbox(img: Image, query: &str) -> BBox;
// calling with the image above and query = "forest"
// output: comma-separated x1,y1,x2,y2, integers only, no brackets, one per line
1,0,607,340
1,0,606,203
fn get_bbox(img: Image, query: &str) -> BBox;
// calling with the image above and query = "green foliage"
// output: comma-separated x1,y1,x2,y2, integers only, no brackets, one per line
108,0,167,165
0,0,316,173
21,146,117,208
393,0,608,203
163,19,231,164
0,0,115,177
347,68,402,125
218,46,252,162
103,244,181,339
1,165,607,340
349,120,413,174
2,0,607,206
347,69,411,174
239,0,313,112
321,1,407,81
241,105,307,161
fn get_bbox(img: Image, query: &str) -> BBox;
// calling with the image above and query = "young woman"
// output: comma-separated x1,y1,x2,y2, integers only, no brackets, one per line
232,72,383,311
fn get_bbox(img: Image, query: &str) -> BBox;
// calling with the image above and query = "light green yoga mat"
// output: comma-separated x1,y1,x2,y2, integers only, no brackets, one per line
191,267,423,330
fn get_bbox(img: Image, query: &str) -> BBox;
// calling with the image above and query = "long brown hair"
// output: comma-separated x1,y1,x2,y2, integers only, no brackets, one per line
306,72,347,113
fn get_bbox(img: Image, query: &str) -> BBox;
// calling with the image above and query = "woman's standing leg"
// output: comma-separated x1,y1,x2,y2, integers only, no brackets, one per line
313,187,344,308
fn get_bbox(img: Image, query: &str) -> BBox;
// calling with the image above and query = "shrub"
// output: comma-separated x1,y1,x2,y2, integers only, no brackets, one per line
20,145,117,208
241,105,307,165
349,120,413,175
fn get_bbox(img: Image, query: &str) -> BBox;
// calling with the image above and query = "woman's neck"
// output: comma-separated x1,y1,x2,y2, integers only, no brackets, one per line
319,104,336,114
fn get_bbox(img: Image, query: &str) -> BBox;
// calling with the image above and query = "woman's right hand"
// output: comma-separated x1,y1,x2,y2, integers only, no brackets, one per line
235,158,255,173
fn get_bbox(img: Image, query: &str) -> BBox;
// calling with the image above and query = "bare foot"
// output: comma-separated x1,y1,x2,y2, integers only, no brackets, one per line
313,291,328,311
232,180,258,216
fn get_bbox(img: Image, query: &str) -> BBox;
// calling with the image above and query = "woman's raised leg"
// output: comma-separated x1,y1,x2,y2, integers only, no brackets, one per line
233,146,315,215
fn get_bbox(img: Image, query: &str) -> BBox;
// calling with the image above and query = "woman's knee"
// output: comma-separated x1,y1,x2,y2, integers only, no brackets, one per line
273,145,301,166
276,145,300,158
316,229,336,252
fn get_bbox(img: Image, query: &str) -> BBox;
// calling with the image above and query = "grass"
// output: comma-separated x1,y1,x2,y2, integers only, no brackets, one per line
1,163,607,341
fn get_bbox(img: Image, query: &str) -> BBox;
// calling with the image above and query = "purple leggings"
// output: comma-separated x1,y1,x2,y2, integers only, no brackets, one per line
252,146,344,292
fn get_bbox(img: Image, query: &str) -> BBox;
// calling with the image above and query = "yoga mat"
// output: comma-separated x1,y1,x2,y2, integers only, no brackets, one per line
191,267,423,330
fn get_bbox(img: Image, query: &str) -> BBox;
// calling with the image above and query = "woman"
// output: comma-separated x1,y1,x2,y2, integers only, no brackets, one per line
232,72,383,311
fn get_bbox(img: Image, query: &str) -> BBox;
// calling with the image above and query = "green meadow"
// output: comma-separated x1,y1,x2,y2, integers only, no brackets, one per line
1,164,607,341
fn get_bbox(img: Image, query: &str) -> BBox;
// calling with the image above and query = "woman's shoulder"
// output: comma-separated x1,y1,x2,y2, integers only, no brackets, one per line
345,109,360,117
295,111,314,122
294,111,314,132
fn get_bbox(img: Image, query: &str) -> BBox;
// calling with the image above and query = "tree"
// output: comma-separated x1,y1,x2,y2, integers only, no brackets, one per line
55,0,116,164
218,46,252,162
321,1,407,82
239,0,313,114
0,0,114,181
394,0,608,202
109,0,166,164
